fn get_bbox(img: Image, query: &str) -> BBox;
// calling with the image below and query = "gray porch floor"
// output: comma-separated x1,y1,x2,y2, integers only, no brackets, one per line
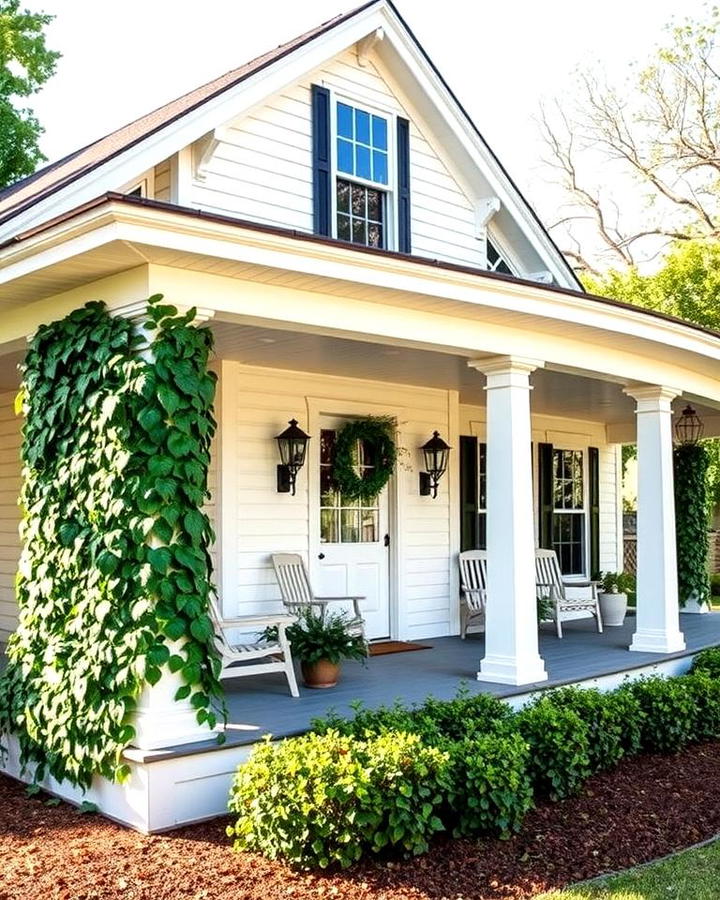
200,611,720,754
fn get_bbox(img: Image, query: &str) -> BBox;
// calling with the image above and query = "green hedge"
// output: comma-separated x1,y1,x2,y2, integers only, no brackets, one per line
229,654,720,870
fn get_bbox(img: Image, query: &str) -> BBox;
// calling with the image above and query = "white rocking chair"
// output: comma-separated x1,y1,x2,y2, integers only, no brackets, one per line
270,553,365,638
534,549,603,639
209,598,300,697
458,550,487,639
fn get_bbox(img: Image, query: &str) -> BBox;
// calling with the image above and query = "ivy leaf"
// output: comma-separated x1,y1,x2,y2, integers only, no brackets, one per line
167,431,193,459
183,509,206,542
174,684,192,701
168,654,184,673
130,598,150,621
137,405,163,433
97,551,120,576
148,547,172,575
148,456,174,477
145,666,162,686
147,644,170,667
152,518,174,544
157,384,181,416
154,477,177,500
165,617,186,640
174,545,205,575
190,615,213,642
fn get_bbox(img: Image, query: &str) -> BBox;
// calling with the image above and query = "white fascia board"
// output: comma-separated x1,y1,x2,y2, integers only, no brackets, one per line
3,202,719,372
375,6,578,289
0,5,389,243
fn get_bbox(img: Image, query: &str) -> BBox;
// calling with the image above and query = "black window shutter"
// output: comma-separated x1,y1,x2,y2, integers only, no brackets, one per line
396,116,411,253
538,442,554,549
460,436,478,551
312,84,332,236
588,446,600,578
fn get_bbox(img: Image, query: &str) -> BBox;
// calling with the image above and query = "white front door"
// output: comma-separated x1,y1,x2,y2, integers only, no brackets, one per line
313,417,391,640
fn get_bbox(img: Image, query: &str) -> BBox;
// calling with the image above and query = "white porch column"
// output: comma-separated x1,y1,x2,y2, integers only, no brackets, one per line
112,300,220,750
469,356,548,685
624,384,685,654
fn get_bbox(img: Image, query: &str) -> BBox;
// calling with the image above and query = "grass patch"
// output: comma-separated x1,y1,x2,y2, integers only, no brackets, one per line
537,837,720,899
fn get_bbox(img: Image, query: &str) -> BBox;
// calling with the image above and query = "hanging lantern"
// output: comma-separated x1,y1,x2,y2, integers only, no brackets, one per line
276,419,310,495
419,431,451,499
674,405,704,445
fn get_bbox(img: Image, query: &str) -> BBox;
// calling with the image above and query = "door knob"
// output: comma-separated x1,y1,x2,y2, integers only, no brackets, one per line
318,552,325,559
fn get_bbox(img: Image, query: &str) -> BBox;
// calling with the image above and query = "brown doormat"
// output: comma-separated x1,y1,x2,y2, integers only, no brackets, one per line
368,640,432,657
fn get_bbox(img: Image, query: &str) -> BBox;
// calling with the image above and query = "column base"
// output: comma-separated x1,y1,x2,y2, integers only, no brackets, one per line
629,628,686,655
477,653,548,686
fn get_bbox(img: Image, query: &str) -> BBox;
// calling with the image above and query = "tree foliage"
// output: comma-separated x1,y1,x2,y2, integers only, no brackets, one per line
540,9,720,274
0,0,59,188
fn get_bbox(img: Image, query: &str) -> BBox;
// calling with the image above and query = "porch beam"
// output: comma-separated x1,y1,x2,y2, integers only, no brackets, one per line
469,355,548,685
623,384,685,654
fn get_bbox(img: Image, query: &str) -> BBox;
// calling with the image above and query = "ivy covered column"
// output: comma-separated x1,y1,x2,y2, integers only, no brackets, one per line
115,300,220,751
470,356,548,686
624,384,686,654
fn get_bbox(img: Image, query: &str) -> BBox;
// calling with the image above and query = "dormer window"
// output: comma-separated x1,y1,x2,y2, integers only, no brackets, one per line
335,102,389,249
312,84,411,254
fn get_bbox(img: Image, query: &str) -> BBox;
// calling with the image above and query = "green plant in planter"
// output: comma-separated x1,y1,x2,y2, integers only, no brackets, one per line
266,608,367,666
536,593,554,622
599,571,636,599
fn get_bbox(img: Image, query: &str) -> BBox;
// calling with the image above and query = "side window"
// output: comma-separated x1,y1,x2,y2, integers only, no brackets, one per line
487,237,514,276
552,449,586,575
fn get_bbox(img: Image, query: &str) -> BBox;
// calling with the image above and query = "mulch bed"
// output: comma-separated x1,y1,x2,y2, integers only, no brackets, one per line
3,741,720,900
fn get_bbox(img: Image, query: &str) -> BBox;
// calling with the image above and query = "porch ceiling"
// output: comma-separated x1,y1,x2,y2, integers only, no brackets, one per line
211,320,641,424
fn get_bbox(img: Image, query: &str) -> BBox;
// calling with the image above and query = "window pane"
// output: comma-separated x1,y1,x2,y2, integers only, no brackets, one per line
351,183,366,216
372,150,388,185
352,218,367,244
366,189,381,222
355,145,371,180
337,103,353,138
336,179,350,213
337,214,351,241
321,509,339,543
341,509,360,543
372,115,387,150
337,138,354,174
360,509,378,542
355,109,370,144
367,223,383,248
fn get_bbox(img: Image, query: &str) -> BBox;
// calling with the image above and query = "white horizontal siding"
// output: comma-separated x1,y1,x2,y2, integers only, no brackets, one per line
0,392,21,640
217,361,454,640
188,49,481,268
154,158,172,202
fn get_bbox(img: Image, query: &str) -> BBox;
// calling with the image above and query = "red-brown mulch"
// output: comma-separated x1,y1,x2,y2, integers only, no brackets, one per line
3,742,720,900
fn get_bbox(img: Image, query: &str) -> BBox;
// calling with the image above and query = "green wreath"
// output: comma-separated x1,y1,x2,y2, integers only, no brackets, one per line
332,416,397,503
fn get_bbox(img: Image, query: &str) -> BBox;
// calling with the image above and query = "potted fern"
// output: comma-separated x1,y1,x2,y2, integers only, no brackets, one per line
268,608,367,689
597,571,635,626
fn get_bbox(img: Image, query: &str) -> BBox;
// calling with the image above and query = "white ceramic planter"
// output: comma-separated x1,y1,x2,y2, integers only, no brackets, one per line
598,591,628,627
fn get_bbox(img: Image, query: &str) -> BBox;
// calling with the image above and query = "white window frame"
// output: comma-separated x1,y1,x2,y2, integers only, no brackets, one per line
551,446,590,580
119,169,155,199
486,229,521,276
329,91,398,251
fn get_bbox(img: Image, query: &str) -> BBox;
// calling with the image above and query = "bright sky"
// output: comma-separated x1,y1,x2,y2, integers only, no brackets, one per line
29,0,709,226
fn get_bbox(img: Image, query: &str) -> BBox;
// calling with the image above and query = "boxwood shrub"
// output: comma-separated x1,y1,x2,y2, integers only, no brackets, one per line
542,685,643,772
227,730,448,869
622,676,698,752
444,732,533,838
690,646,720,678
681,672,720,741
514,698,591,799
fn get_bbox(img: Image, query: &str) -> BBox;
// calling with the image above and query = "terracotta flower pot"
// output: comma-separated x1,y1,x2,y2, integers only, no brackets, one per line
301,659,341,689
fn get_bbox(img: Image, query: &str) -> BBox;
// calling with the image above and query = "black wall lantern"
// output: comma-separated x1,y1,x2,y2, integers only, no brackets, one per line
674,405,704,445
419,431,451,498
276,419,310,495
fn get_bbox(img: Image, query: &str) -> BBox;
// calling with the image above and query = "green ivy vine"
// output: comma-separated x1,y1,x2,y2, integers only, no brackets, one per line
0,296,224,789
673,442,710,607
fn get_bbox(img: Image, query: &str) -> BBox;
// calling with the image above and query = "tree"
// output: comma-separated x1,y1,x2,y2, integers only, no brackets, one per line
0,1,59,189
587,239,720,520
539,8,720,275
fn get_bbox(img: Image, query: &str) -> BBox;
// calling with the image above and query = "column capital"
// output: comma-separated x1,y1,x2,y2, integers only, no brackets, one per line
623,383,680,411
110,301,215,326
467,355,545,377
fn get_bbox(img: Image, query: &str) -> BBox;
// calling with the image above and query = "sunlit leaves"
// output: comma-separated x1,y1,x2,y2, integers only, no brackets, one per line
0,296,223,791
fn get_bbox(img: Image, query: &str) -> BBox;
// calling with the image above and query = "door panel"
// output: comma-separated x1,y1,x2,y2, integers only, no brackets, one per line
314,416,390,640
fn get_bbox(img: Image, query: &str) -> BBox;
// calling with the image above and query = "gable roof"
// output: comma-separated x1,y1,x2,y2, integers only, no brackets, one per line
0,2,376,220
0,1,581,289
